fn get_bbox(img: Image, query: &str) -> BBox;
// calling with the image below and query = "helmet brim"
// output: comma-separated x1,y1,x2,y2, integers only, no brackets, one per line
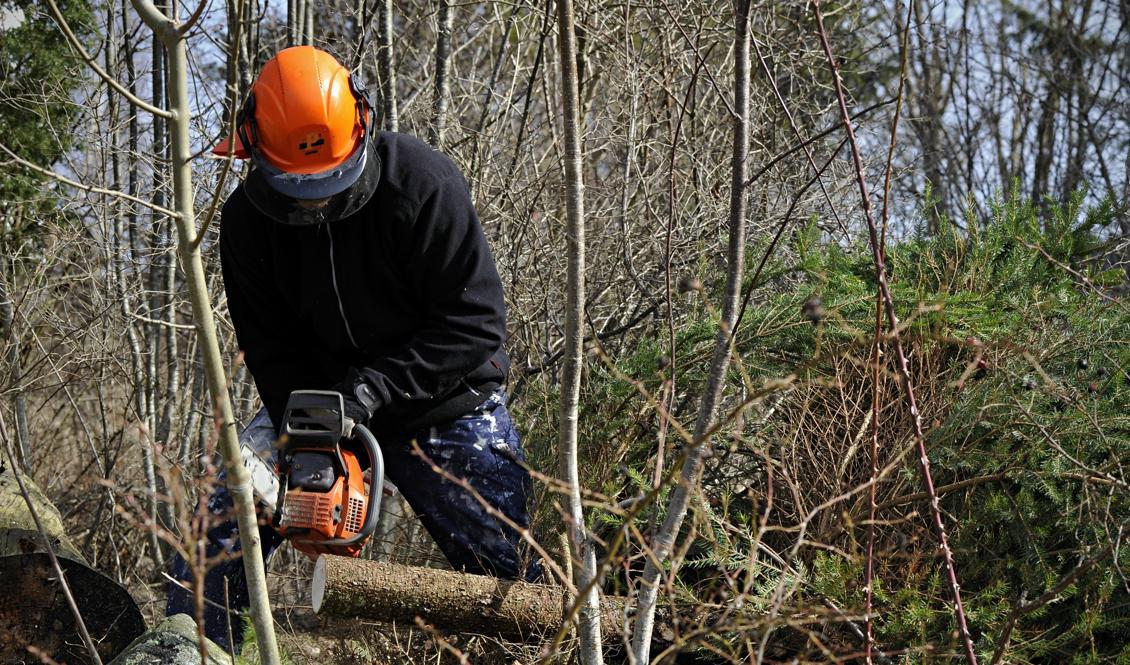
213,132,250,159
252,132,369,200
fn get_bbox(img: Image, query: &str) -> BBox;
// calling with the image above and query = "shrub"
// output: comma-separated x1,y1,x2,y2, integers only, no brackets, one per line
513,192,1128,661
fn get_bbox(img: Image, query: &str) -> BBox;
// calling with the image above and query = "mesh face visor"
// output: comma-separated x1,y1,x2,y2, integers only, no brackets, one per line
243,134,382,226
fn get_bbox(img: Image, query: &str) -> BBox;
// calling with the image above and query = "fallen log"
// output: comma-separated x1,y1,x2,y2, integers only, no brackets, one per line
312,555,627,640
0,464,145,663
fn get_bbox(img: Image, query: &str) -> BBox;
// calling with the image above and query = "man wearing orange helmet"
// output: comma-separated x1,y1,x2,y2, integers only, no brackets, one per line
166,46,540,650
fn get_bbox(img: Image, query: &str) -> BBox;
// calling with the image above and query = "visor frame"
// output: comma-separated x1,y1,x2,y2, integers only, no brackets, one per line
242,133,382,226
252,136,369,200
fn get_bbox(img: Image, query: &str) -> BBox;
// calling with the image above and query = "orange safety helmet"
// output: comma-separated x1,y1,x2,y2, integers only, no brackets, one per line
215,46,375,204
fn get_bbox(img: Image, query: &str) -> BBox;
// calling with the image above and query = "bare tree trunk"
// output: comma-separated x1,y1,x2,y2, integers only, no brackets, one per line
179,344,205,464
0,252,31,469
122,0,158,442
297,0,307,45
910,0,951,230
630,2,751,661
430,0,454,148
303,0,313,46
123,0,177,557
238,0,256,94
129,3,281,664
151,0,180,450
377,0,397,131
1031,82,1059,205
555,1,604,663
469,5,518,197
104,0,165,574
287,0,301,46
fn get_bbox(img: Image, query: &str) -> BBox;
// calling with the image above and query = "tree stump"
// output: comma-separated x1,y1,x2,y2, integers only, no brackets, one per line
0,465,145,663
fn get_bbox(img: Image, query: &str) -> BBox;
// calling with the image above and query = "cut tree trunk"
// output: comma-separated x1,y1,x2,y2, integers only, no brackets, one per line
0,465,145,664
312,555,626,640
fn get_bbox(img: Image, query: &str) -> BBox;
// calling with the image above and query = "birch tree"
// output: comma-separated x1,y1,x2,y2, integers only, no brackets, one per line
377,0,397,131
556,0,604,662
630,1,752,660
128,1,281,662
430,0,453,148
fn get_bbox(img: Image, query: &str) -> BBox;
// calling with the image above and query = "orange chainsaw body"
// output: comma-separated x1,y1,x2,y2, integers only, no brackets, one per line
276,447,370,557
274,390,384,560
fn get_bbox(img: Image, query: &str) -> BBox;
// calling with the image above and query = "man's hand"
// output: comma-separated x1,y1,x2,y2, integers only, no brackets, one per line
334,367,381,427
340,395,371,429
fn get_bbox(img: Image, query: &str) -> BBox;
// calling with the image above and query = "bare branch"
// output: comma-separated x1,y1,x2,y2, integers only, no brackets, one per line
0,143,179,219
44,0,173,118
812,2,978,661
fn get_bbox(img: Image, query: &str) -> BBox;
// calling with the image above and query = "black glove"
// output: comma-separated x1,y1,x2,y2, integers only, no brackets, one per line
333,367,382,427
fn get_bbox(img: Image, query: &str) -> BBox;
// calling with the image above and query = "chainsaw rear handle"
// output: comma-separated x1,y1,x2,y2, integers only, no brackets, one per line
298,420,384,551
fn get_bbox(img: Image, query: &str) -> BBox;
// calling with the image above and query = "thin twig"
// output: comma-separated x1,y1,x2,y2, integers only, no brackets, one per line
866,3,913,660
1018,237,1129,314
224,578,237,665
872,473,1009,512
659,0,737,119
750,35,848,235
732,136,849,340
191,0,247,251
744,98,895,188
414,617,471,664
178,0,210,35
990,526,1123,664
130,311,196,330
0,143,179,219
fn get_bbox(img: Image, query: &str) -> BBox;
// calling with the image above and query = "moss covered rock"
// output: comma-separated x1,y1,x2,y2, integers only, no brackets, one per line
109,614,232,665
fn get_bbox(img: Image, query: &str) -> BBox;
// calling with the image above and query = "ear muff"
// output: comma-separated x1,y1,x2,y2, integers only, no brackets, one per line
235,92,259,160
348,74,374,138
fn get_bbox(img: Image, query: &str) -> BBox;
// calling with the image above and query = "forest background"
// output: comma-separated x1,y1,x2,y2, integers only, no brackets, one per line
0,0,1128,662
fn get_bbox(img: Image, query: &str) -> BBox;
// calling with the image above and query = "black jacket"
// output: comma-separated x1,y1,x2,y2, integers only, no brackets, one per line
220,131,509,435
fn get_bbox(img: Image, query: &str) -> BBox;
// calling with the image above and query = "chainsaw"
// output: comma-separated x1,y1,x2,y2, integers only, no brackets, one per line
271,390,384,558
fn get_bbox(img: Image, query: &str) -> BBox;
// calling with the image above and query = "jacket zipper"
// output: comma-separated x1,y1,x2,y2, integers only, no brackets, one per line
326,224,361,350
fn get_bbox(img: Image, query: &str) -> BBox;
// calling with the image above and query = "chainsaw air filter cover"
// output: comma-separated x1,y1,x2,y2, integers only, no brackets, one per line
289,451,336,491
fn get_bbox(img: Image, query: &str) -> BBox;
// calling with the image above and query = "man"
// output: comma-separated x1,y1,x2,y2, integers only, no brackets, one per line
167,46,540,650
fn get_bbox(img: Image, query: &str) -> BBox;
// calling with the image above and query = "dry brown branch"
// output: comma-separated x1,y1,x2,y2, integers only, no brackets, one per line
812,2,978,660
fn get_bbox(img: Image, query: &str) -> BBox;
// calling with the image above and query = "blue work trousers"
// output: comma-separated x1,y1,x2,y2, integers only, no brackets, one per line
166,390,541,651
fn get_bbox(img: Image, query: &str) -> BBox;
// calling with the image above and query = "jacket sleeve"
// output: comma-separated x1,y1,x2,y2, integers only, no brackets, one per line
220,193,332,427
352,175,506,409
